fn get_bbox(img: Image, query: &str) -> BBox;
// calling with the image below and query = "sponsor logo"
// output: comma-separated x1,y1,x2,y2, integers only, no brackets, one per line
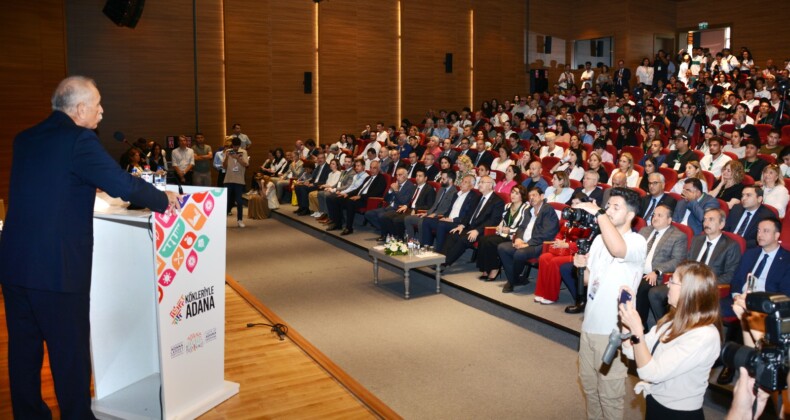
170,341,184,359
170,286,215,324
205,327,217,343
186,331,204,353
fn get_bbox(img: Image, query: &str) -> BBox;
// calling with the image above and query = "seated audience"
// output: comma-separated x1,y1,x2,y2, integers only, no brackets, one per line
760,164,789,218
608,152,639,188
672,178,720,235
325,160,386,235
404,170,457,240
545,172,574,204
493,164,519,195
567,170,604,207
420,174,480,253
670,161,708,194
739,138,768,182
724,186,776,248
521,161,548,193
709,160,746,209
378,169,436,240
639,172,677,223
491,145,513,172
476,185,528,281
365,167,415,233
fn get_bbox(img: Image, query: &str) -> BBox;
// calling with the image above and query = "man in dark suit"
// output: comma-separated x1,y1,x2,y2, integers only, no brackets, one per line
639,172,677,223
421,174,480,254
404,151,425,179
404,170,457,239
440,176,505,268
614,59,631,97
634,204,687,332
718,217,790,385
365,167,415,233
422,153,439,181
499,188,560,293
650,208,741,321
325,160,387,235
378,146,393,174
409,135,425,159
0,76,177,419
567,170,604,207
386,148,406,178
378,169,436,240
294,152,330,215
672,178,720,235
724,186,775,248
457,138,477,162
472,139,494,168
439,138,458,164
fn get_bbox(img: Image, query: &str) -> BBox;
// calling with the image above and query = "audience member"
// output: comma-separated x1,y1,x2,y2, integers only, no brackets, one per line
223,137,250,228
378,169,436,240
365,167,416,233
672,178,719,235
760,164,789,218
404,170,457,240
171,134,195,185
476,185,529,281
421,174,480,252
739,138,768,182
325,160,386,235
567,170,604,207
724,186,775,248
294,152,330,215
709,160,746,209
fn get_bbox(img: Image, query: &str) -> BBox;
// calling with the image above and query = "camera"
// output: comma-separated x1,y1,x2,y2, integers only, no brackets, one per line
721,292,790,392
562,207,598,228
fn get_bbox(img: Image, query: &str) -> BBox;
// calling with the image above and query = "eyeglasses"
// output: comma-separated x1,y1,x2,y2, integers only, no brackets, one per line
668,279,682,286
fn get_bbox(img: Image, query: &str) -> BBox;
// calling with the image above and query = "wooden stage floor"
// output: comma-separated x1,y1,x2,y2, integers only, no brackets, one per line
0,281,396,419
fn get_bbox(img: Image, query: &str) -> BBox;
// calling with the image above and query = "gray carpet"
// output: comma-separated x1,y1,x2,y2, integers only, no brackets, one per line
224,208,731,419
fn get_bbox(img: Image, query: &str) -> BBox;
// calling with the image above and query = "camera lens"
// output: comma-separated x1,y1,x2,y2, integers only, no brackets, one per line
721,342,757,372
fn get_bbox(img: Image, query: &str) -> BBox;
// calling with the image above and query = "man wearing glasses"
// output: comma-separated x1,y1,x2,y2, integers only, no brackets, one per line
639,173,677,223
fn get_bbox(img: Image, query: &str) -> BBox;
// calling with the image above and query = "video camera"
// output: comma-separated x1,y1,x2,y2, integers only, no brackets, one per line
561,207,601,255
721,292,790,392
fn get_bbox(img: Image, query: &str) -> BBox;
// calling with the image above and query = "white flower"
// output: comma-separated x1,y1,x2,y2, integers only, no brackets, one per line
389,243,398,252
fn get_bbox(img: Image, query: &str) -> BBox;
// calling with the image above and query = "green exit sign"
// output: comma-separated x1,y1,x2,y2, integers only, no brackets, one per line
698,22,709,30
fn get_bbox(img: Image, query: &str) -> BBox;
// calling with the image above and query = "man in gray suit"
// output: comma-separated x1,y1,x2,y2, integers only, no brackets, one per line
650,207,741,320
634,204,688,332
672,178,720,235
405,169,457,239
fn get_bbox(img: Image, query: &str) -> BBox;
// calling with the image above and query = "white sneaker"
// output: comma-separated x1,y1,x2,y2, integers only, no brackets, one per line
237,220,246,228
538,297,555,305
311,212,321,217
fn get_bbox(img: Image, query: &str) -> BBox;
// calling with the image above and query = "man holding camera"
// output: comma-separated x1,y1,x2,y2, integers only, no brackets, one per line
573,188,647,419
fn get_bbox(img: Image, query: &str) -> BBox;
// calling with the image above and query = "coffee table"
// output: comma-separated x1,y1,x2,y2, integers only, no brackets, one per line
368,246,445,299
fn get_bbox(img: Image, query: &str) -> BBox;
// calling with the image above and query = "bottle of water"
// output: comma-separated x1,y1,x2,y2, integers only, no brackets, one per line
141,165,154,184
154,166,166,191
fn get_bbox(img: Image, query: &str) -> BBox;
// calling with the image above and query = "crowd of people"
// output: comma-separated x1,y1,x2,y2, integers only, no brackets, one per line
116,47,790,418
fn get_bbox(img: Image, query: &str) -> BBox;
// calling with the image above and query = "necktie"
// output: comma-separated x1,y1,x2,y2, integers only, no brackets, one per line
360,175,375,195
475,152,483,166
699,241,712,264
646,231,659,254
471,196,486,223
736,212,752,237
644,198,657,222
754,253,769,278
410,186,421,207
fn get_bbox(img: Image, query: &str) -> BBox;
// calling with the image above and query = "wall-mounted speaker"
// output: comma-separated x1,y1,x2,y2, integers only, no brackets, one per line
544,36,552,54
103,0,146,29
304,72,313,94
445,53,453,73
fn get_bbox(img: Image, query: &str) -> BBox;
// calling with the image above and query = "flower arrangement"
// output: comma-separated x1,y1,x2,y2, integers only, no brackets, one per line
385,240,409,256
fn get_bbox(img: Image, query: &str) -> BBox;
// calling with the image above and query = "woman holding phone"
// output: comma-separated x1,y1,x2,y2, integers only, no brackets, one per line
618,261,721,419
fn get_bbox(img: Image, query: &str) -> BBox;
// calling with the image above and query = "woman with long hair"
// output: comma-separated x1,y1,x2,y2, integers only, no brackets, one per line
475,185,528,281
637,157,659,191
760,164,789,218
670,161,708,194
709,160,745,208
619,261,721,419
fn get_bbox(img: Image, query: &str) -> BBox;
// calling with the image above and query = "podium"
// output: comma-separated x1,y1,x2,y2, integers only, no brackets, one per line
90,186,239,419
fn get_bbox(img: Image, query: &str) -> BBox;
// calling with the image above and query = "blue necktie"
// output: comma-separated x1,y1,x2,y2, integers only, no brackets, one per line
736,212,752,237
754,253,769,278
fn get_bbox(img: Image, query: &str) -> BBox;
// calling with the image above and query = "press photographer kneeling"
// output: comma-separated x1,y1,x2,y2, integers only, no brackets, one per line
618,261,722,419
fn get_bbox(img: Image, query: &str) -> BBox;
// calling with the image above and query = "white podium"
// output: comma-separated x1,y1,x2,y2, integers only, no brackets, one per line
90,186,238,419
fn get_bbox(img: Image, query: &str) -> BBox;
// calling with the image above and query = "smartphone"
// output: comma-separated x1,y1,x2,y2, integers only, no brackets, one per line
619,289,632,305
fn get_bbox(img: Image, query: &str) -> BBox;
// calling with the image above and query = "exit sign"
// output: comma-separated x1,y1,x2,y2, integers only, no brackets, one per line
698,22,709,30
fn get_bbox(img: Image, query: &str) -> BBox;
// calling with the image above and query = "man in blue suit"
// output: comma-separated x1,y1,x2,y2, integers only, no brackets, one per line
420,174,480,252
0,76,178,419
365,167,415,232
672,178,719,235
723,186,776,249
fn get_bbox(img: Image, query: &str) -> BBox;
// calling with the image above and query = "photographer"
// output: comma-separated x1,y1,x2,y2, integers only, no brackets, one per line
574,187,647,419
619,261,721,419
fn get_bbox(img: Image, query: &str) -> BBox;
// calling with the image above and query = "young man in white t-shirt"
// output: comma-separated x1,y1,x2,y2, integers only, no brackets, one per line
572,188,648,420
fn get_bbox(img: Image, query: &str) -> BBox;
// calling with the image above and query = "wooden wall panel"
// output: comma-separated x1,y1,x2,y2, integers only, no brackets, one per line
66,0,224,165
624,0,676,68
351,1,399,134
223,0,273,175
401,0,472,124
676,0,790,68
0,1,67,202
473,0,527,104
318,0,398,144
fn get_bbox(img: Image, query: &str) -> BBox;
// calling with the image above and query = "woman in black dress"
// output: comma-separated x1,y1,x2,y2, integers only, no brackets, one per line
476,185,528,281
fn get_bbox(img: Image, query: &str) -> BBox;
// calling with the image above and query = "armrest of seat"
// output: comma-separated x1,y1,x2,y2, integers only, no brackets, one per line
416,209,428,215
364,197,384,212
661,273,672,285
484,227,498,236
718,284,731,299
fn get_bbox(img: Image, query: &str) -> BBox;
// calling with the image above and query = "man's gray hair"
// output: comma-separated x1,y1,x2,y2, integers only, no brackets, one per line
648,172,665,184
51,76,96,114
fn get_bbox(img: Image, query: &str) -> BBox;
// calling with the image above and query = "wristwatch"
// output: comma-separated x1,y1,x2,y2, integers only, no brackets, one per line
630,335,641,345
596,208,606,217
654,269,661,278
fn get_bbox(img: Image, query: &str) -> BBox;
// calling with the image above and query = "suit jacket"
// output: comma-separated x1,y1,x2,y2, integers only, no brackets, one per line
730,247,790,296
459,149,477,162
462,192,505,235
568,186,604,207
384,180,416,209
427,186,458,216
513,201,560,247
424,164,439,181
406,163,426,179
450,190,481,224
351,173,387,199
408,183,436,212
440,149,458,164
472,150,494,168
672,194,720,235
724,204,775,249
311,162,330,185
638,225,687,274
0,111,168,293
639,193,678,220
688,233,741,284
379,157,393,174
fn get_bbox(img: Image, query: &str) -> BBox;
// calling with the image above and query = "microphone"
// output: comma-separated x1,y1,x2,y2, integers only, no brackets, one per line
113,131,131,146
601,329,631,365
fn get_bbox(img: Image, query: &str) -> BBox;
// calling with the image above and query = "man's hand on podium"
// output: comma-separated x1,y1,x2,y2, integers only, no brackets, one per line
165,191,182,215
